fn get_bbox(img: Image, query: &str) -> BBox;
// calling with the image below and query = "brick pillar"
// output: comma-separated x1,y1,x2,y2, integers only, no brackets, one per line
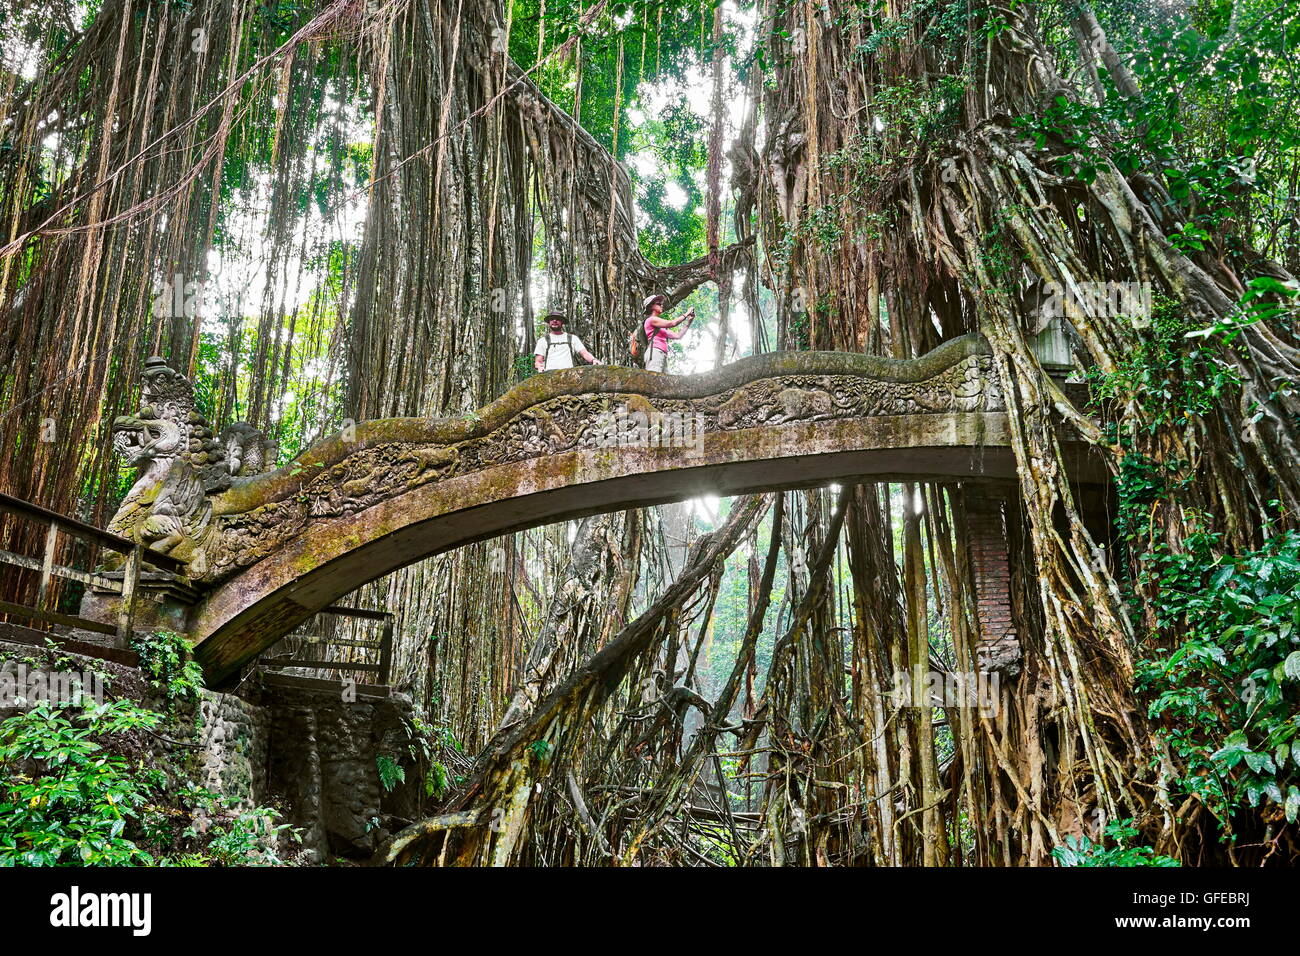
965,489,1022,676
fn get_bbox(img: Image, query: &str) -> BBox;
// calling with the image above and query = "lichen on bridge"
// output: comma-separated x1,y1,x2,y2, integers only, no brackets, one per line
87,333,1098,682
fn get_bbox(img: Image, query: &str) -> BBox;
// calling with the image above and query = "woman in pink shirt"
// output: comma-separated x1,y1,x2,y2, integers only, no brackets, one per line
642,294,695,373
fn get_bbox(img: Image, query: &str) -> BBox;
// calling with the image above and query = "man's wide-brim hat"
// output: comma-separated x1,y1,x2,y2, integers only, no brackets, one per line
542,311,567,323
642,294,665,313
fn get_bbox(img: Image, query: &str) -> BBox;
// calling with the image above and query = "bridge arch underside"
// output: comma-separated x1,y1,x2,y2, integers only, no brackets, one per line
189,412,1104,683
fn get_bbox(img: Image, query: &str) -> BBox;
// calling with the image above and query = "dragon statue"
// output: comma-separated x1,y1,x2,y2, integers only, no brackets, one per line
106,356,275,569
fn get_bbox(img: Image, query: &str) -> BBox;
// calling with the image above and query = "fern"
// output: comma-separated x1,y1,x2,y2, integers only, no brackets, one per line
376,754,406,792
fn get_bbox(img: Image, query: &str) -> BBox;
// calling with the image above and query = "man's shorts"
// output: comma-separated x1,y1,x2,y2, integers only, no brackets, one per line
645,348,669,373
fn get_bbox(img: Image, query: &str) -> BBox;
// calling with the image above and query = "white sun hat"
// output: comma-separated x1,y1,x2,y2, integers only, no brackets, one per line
642,293,665,313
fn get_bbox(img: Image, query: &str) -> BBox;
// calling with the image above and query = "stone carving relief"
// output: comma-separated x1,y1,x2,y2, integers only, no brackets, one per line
105,356,275,566
220,421,279,477
192,351,1004,582
104,345,1003,583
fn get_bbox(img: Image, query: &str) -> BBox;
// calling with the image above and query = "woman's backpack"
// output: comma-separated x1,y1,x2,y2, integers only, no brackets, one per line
628,321,649,367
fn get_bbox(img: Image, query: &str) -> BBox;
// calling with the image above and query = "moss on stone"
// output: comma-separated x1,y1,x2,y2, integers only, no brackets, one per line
213,335,991,516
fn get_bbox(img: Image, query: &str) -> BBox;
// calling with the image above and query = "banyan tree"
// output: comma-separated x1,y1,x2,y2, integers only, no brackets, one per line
2,0,1298,866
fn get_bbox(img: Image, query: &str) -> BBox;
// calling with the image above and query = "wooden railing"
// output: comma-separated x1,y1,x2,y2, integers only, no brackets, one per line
258,605,394,686
0,491,185,643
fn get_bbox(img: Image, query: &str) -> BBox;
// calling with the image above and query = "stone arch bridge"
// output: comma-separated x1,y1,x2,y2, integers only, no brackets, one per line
86,335,1103,683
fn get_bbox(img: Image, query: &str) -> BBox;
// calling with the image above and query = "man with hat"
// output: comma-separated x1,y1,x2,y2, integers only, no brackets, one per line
534,311,599,372
642,293,695,374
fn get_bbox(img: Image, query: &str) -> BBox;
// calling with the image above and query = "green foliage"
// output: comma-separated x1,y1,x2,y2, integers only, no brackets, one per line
188,805,297,866
425,760,449,800
528,739,552,763
401,713,459,802
376,754,406,792
1011,1,1300,265
1087,295,1238,432
1105,427,1187,569
149,784,299,867
637,167,706,266
1011,93,1107,183
1136,531,1300,831
787,310,812,351
0,701,162,865
513,352,538,383
856,15,912,59
1186,275,1299,345
1052,819,1180,867
1087,276,1300,846
802,201,843,251
503,0,722,267
130,630,204,710
977,214,1019,290
871,74,967,153
0,699,299,866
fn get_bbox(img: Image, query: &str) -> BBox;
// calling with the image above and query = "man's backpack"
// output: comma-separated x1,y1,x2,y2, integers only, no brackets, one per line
628,321,649,367
541,332,573,367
